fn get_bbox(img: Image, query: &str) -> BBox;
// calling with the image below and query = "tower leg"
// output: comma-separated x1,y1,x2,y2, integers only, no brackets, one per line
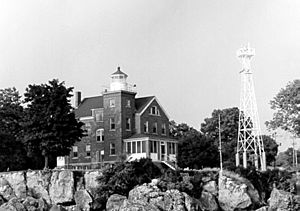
236,153,240,167
254,153,258,169
261,151,266,171
243,151,247,168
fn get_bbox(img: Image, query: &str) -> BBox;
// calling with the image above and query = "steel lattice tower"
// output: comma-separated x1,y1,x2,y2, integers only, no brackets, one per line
235,44,266,171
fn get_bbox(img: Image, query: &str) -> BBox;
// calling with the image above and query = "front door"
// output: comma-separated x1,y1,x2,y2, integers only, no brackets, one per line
161,142,166,161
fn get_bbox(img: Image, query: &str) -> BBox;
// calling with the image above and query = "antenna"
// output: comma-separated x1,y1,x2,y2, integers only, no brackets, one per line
219,113,223,175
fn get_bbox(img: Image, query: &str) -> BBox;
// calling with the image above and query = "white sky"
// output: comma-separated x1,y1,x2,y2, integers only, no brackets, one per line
0,0,299,150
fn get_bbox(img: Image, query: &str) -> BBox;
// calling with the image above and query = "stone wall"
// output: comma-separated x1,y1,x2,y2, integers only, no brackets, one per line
0,169,102,211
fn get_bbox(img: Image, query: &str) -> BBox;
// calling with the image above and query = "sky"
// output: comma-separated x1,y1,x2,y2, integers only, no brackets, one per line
0,0,299,151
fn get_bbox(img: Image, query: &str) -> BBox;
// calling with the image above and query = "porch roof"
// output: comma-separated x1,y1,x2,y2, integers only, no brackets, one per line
124,134,178,143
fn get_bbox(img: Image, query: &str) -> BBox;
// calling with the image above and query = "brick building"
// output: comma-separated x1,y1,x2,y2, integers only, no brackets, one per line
58,67,177,169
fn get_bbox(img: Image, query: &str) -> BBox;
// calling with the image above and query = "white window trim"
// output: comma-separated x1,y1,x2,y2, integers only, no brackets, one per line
109,99,116,107
96,128,104,142
110,143,116,156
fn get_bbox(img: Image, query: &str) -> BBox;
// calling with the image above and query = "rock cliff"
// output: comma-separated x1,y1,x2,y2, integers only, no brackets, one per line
0,170,101,211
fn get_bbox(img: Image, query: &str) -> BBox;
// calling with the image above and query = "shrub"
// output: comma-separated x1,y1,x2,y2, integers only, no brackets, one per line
95,158,162,210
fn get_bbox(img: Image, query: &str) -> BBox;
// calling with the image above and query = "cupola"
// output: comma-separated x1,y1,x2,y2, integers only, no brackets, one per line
110,67,128,91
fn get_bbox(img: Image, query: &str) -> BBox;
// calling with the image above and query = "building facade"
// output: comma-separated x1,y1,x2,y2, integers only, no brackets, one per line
58,67,177,169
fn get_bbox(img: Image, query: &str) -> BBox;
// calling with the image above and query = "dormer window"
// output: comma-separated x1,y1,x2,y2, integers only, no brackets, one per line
150,106,160,115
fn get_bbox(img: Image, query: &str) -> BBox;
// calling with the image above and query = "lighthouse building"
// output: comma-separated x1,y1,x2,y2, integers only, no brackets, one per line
60,67,177,169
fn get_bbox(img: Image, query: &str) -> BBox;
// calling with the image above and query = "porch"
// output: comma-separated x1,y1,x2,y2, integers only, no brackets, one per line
123,137,177,163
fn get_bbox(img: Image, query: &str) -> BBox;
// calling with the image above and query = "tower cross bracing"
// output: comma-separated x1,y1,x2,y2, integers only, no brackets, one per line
235,44,266,171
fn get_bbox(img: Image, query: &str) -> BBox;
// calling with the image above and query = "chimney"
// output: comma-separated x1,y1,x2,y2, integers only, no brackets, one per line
75,91,81,108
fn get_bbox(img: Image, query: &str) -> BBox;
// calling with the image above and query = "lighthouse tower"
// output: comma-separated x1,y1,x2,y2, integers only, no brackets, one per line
235,44,266,171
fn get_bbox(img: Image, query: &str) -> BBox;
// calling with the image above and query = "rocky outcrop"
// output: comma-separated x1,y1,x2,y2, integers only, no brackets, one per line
218,175,252,211
106,194,127,211
268,188,297,211
2,172,27,200
0,170,100,211
49,171,74,204
107,183,200,211
26,170,52,205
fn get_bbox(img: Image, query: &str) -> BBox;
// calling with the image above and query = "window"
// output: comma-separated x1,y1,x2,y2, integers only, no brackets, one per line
132,142,136,153
86,145,91,157
109,99,115,107
95,109,104,122
73,146,78,158
127,142,131,154
150,106,160,115
96,129,104,142
142,141,146,153
126,118,131,131
162,123,166,135
150,141,157,153
126,99,131,107
152,122,157,134
110,143,116,155
110,118,116,130
144,121,149,133
137,141,141,153
83,122,92,135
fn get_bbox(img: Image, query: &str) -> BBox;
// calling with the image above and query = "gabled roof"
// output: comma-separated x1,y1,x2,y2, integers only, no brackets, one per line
75,96,103,118
135,96,170,119
135,96,155,113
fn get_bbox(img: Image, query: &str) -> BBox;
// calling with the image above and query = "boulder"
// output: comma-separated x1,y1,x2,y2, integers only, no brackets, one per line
0,203,17,211
22,196,48,211
127,183,197,211
0,197,26,211
268,188,294,211
106,194,127,211
218,175,252,211
120,200,160,211
74,190,92,211
203,180,218,195
255,206,268,211
49,171,74,204
2,172,27,199
182,192,201,211
84,171,101,196
0,177,16,201
50,205,67,211
26,170,52,205
199,191,219,211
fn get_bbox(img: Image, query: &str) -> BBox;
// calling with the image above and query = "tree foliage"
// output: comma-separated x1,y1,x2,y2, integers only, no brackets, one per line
23,79,84,168
261,135,278,166
200,107,239,167
266,80,300,136
0,88,29,171
276,147,300,168
177,134,219,169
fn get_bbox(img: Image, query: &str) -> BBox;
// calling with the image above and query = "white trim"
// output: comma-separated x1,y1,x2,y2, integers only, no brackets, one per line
123,137,149,142
137,97,170,119
79,116,94,121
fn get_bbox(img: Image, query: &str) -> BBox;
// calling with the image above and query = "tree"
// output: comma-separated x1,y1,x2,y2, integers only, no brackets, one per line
177,134,219,169
200,107,239,167
0,87,24,135
276,147,300,168
0,87,29,171
266,80,300,137
261,135,278,166
23,79,85,168
169,120,201,139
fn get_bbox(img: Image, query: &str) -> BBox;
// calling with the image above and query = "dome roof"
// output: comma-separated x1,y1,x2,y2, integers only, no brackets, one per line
112,67,128,77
